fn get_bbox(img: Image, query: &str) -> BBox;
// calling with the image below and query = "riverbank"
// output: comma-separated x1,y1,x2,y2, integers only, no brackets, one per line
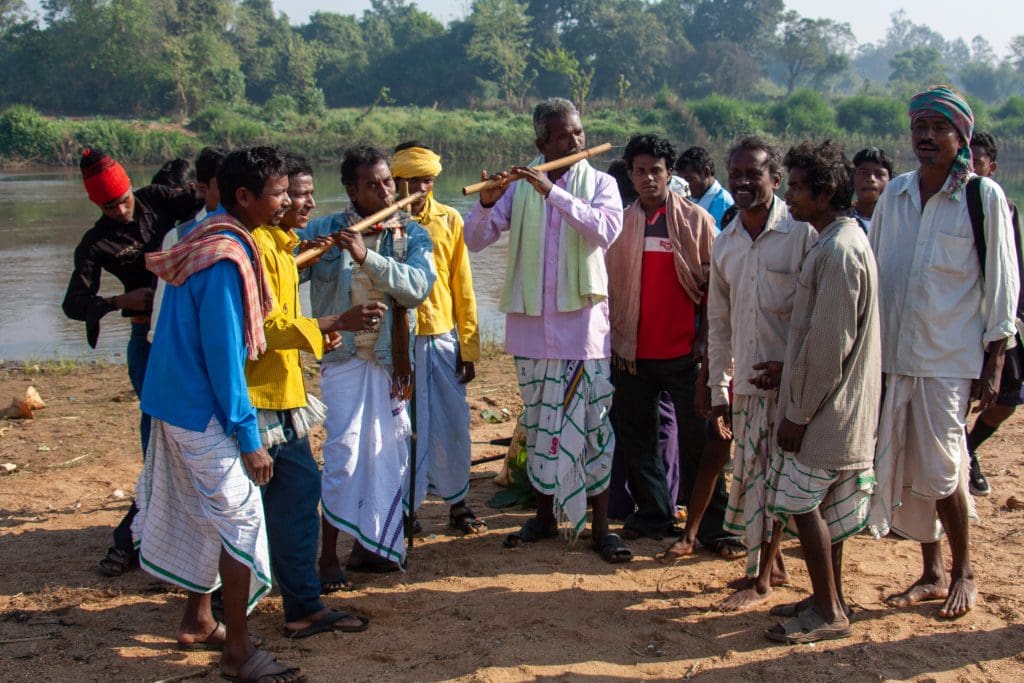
5,97,1024,169
1,358,1023,681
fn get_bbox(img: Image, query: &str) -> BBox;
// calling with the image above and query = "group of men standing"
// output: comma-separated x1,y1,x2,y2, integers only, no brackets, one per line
62,85,1020,678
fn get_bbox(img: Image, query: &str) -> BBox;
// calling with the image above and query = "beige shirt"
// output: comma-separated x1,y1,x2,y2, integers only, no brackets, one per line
779,217,881,470
870,171,1019,379
707,197,817,406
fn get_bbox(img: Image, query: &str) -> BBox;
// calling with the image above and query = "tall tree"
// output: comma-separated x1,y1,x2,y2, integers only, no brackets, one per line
467,0,533,105
773,12,855,95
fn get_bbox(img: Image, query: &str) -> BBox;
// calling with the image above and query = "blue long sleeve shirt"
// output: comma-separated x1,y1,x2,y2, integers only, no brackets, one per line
141,231,261,452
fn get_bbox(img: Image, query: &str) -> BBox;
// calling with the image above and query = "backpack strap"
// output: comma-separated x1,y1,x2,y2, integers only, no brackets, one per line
966,176,986,274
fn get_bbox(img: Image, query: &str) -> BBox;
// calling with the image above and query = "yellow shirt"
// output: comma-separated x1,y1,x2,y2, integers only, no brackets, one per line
413,196,480,361
245,226,324,410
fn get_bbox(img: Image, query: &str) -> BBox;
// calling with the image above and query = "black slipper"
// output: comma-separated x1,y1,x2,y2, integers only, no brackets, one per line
592,532,634,563
503,517,558,548
319,569,354,594
282,609,370,639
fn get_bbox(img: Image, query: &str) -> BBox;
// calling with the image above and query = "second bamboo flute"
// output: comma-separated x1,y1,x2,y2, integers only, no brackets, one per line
461,142,613,196
294,191,425,268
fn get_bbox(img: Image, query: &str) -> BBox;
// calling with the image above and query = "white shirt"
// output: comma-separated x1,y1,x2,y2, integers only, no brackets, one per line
707,196,817,406
147,207,207,343
870,171,1019,378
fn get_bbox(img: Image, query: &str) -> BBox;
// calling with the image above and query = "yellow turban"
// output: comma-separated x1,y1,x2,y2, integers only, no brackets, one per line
391,146,443,179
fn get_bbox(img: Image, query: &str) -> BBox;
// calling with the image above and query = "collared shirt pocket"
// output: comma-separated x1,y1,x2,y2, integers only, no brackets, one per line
929,230,975,276
761,266,798,315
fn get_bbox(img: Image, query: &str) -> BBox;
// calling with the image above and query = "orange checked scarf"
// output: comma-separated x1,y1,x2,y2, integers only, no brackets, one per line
146,214,274,360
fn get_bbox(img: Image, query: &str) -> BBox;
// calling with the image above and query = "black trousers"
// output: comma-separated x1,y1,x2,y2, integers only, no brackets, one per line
613,355,732,545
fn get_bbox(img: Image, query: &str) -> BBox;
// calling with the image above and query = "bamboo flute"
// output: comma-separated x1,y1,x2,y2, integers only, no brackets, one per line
294,190,425,268
461,142,613,195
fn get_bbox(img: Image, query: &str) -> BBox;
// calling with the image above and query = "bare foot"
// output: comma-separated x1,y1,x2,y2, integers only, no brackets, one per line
718,585,772,612
885,577,949,608
656,537,695,563
726,575,755,590
938,575,976,619
770,556,789,587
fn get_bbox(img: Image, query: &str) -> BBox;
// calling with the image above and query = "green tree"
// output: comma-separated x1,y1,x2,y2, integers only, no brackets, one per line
888,46,947,94
773,12,854,95
467,0,533,105
537,47,594,113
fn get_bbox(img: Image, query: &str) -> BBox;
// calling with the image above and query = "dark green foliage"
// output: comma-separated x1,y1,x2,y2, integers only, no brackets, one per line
836,96,905,137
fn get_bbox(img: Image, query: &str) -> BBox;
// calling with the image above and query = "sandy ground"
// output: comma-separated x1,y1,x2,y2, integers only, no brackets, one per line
1,356,1023,682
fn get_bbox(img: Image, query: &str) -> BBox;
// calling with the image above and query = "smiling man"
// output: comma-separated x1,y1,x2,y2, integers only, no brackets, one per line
301,145,436,575
134,146,303,682
658,136,817,613
867,86,1020,620
245,153,374,639
464,97,625,561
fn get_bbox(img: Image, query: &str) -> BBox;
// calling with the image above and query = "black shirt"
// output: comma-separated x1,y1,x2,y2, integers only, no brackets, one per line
61,184,200,347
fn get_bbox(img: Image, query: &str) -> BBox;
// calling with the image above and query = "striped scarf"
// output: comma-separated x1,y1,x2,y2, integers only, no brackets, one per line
146,213,273,360
909,86,975,196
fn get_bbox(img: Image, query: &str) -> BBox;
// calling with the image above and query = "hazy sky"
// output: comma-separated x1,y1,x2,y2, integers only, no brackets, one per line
20,1,1022,56
267,0,1021,56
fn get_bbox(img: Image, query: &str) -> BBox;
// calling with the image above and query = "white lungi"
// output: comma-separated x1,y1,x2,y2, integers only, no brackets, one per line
516,357,615,538
868,374,978,542
724,395,784,578
769,453,875,543
409,330,472,511
133,417,271,613
320,358,410,565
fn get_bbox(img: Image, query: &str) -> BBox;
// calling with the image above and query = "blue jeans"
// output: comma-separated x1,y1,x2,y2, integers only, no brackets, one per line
113,322,151,555
262,411,325,622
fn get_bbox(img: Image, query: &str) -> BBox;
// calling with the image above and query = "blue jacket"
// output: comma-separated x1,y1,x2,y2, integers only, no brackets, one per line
141,231,260,452
300,212,436,366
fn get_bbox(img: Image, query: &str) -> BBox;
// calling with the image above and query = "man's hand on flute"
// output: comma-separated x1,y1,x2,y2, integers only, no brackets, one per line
478,170,514,208
296,236,333,269
335,229,368,264
318,301,388,335
511,165,554,198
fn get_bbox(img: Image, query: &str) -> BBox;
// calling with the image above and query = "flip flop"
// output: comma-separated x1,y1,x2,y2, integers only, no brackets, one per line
770,597,853,619
221,648,304,682
346,556,401,573
177,622,264,651
319,569,354,594
592,532,634,564
764,605,851,644
96,546,136,577
711,537,746,559
503,517,558,548
282,609,370,639
449,505,488,534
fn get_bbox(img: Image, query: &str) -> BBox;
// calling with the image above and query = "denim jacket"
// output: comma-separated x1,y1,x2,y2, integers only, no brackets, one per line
299,211,436,366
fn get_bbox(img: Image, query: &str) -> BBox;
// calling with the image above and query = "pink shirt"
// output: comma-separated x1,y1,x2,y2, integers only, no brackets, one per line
464,169,623,360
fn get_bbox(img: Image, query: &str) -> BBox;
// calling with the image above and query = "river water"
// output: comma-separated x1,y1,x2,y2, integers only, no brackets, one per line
1,158,1023,361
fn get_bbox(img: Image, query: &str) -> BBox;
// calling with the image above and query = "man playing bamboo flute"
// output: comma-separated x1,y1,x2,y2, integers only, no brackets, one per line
133,147,303,682
464,97,627,561
302,145,436,574
605,134,716,546
867,86,1020,619
245,154,372,638
658,136,818,613
391,142,487,534
766,140,881,644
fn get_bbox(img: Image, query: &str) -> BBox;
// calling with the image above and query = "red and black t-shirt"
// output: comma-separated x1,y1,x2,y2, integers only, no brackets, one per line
636,206,697,359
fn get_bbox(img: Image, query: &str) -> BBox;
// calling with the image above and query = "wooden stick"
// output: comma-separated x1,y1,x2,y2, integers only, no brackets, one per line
294,191,425,268
152,667,213,683
461,143,613,195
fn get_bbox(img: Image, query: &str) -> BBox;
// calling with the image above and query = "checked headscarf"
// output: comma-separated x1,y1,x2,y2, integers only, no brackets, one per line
908,86,975,195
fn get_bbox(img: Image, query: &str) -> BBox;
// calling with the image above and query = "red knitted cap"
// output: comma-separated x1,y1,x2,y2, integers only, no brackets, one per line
81,147,131,206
